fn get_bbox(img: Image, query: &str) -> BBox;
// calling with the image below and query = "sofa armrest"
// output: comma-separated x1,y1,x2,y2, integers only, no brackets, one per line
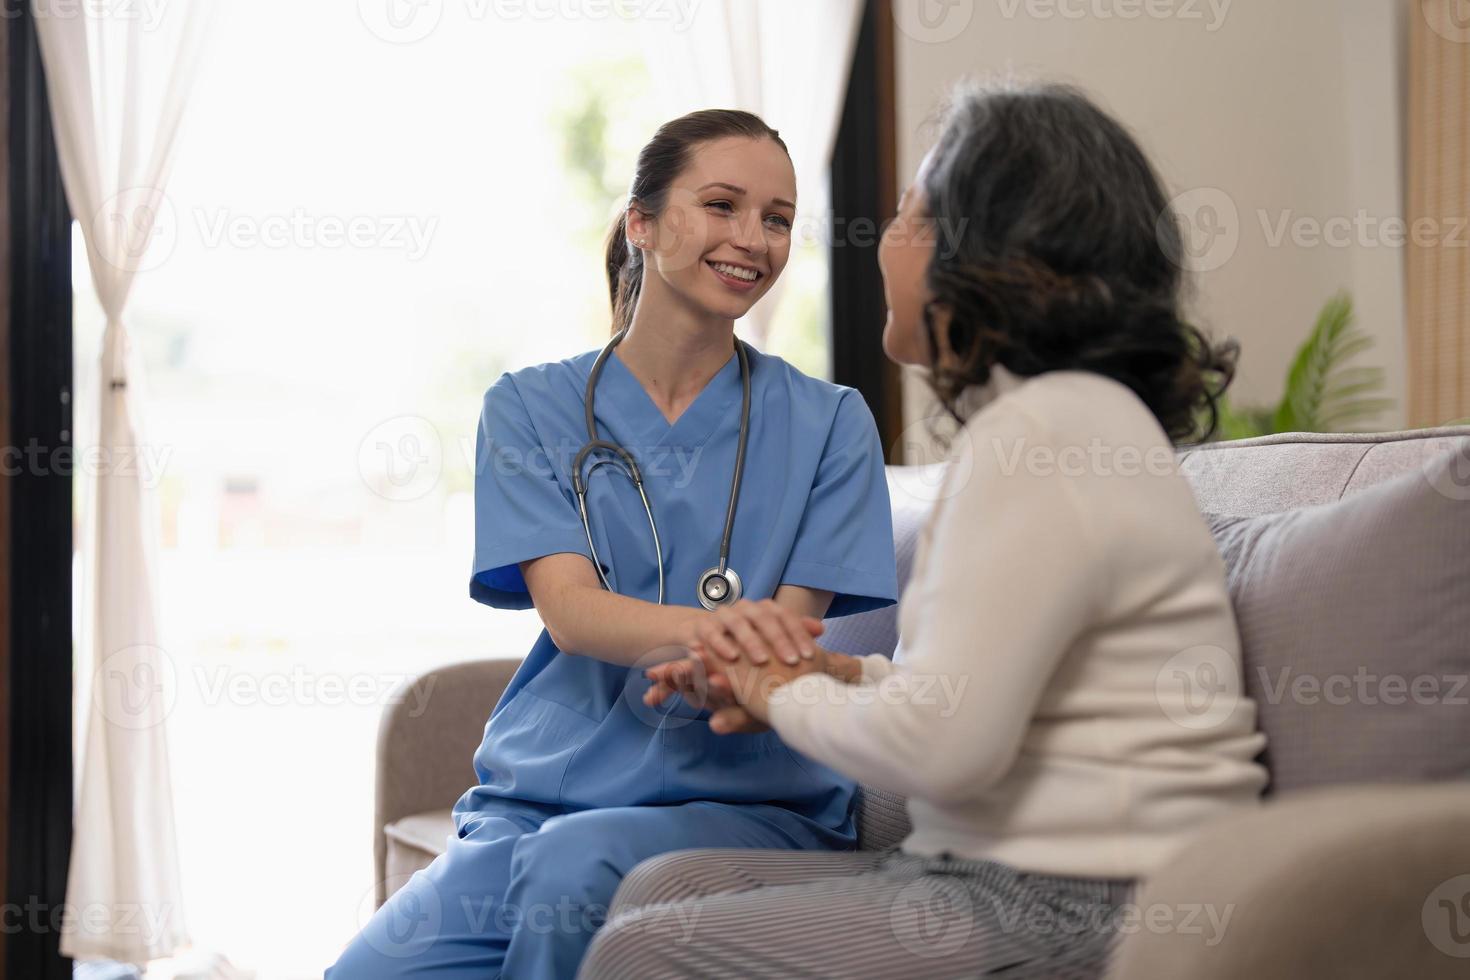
373,658,521,905
1107,783,1470,980
855,785,911,851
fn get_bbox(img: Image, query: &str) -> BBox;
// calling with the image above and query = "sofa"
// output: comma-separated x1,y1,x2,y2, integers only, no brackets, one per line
375,425,1470,978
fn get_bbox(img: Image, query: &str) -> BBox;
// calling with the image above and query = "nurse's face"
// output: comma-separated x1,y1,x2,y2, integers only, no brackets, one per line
634,136,796,321
878,152,942,367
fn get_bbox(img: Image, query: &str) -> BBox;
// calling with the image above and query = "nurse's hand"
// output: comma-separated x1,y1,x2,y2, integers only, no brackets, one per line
645,644,861,705
643,655,771,734
642,656,716,709
693,646,827,725
692,599,825,667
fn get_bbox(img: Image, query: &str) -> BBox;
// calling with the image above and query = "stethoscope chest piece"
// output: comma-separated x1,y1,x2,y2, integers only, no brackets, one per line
697,565,742,610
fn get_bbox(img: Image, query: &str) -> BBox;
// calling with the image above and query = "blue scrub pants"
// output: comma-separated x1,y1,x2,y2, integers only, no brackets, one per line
326,796,849,979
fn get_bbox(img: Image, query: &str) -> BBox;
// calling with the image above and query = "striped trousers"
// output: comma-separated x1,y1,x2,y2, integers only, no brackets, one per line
577,846,1136,979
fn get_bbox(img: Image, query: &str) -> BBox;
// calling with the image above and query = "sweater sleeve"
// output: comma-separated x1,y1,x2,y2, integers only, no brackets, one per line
767,406,1106,803
858,653,898,684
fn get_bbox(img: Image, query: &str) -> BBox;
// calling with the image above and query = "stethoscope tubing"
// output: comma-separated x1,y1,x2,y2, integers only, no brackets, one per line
719,339,751,574
574,327,750,607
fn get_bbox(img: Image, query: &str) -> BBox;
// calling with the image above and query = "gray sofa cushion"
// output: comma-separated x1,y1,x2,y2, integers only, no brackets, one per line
818,465,941,660
1179,426,1470,517
1206,443,1470,794
853,785,910,851
384,810,455,889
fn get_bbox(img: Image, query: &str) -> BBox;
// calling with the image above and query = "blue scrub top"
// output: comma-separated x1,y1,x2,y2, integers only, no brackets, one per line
456,341,898,833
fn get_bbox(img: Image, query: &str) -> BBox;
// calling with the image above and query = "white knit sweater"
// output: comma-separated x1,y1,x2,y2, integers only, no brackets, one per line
768,366,1268,879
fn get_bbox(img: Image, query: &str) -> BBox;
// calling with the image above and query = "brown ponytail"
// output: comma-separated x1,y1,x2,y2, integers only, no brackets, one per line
602,108,791,336
604,209,643,337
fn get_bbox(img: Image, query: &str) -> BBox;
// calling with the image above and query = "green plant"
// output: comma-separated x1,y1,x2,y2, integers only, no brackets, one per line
1208,292,1393,441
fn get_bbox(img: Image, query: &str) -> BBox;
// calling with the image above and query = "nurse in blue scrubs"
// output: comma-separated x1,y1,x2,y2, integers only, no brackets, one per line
327,108,898,979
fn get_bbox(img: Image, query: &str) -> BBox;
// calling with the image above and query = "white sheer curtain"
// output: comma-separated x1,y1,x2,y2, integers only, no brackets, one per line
32,0,214,964
638,0,865,347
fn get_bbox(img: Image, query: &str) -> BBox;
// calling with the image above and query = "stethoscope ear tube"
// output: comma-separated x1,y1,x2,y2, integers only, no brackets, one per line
574,441,665,603
718,339,752,572
575,493,615,594
572,439,644,495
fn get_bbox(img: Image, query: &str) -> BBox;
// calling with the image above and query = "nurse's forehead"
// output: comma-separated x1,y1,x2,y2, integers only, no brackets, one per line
675,138,796,207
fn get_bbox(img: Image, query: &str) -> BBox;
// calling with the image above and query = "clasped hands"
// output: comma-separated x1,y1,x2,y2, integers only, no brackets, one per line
643,599,844,734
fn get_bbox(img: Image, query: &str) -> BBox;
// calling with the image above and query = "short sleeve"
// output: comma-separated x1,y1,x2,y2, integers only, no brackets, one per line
781,391,899,618
468,375,594,609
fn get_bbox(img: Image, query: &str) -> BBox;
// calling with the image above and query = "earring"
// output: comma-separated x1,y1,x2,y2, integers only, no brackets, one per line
633,238,647,248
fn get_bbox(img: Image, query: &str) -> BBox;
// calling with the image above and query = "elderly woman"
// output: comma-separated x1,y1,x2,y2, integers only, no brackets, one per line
580,78,1267,980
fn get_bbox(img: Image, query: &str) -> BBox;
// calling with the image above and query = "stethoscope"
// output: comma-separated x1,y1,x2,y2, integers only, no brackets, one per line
572,328,751,610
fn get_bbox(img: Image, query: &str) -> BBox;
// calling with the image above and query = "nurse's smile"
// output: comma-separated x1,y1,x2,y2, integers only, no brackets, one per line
706,258,764,292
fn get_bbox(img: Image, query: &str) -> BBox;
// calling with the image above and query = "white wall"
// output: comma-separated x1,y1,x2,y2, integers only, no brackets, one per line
892,0,1409,443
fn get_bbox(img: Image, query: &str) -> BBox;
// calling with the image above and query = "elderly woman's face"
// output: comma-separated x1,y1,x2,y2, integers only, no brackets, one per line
878,154,940,367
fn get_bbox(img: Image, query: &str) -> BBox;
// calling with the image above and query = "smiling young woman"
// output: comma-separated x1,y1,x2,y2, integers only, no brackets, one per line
327,109,899,980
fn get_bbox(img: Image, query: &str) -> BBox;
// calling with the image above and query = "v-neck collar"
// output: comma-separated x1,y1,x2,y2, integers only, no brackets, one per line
599,345,744,448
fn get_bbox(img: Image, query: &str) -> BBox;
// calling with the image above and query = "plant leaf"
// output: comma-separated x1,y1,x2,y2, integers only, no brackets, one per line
1271,292,1391,433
